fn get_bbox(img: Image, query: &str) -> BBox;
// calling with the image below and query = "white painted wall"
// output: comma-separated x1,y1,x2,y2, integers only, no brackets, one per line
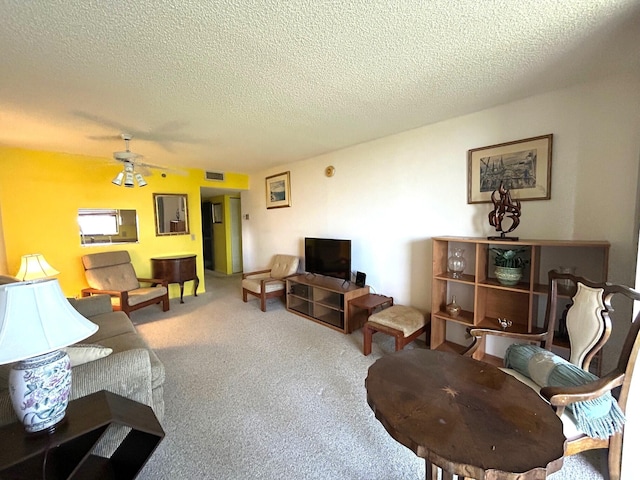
242,74,640,473
243,73,640,303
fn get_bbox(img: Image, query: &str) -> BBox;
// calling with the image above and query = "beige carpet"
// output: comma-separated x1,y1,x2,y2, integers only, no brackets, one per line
131,271,608,479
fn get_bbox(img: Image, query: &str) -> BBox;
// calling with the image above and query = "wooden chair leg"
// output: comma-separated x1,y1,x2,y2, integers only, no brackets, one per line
260,295,266,312
394,333,403,351
242,289,248,302
162,295,170,312
608,433,623,480
363,325,373,355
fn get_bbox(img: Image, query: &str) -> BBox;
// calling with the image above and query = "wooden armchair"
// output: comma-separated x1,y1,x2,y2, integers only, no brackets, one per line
81,251,169,317
464,270,640,480
242,254,299,312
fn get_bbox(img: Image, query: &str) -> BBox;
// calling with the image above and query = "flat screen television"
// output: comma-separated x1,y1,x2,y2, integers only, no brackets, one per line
304,237,352,281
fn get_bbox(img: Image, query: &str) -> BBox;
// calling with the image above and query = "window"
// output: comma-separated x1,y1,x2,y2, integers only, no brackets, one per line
78,209,119,235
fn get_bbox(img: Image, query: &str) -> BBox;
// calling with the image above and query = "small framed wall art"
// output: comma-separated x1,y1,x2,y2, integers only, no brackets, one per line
467,134,553,204
265,171,291,209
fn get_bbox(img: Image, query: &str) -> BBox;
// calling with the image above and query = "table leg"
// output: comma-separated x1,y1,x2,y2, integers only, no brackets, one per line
194,276,199,297
425,460,434,480
179,283,185,303
426,461,457,480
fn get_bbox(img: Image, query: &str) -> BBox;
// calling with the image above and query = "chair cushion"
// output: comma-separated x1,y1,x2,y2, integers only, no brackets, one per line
269,255,299,279
85,263,141,292
126,286,168,306
82,251,132,269
368,305,424,337
505,343,625,439
242,275,285,294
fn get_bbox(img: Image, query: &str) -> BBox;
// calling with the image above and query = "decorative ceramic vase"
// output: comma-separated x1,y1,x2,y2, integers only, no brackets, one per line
447,249,466,279
446,296,461,317
9,350,72,433
495,266,523,286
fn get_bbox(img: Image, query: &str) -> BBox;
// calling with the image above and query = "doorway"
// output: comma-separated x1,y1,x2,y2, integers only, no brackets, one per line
200,192,243,275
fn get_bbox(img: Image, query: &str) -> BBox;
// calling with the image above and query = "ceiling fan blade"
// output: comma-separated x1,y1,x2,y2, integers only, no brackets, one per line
136,165,153,177
138,160,188,176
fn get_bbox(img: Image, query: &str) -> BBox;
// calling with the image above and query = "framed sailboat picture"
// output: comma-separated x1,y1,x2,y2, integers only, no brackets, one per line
467,134,553,204
265,171,291,209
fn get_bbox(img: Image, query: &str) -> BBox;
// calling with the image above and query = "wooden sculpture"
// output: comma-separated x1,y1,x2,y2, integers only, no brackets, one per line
488,182,521,240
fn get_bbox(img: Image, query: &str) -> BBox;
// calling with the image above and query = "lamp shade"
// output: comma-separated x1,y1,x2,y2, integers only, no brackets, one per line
15,253,59,281
112,171,125,186
0,279,98,364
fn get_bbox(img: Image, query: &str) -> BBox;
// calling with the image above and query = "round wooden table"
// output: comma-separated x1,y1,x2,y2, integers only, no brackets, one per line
366,349,566,480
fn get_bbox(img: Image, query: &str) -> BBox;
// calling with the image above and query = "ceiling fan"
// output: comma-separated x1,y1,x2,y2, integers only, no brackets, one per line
111,134,150,187
111,133,186,187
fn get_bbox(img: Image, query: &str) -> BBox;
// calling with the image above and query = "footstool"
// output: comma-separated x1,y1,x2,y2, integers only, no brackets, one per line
363,305,428,356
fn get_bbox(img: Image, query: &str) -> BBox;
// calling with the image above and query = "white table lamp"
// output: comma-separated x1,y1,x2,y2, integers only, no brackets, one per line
15,254,60,281
0,279,98,433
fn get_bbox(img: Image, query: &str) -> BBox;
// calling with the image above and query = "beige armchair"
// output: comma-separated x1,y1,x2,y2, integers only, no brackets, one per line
81,251,169,317
464,270,640,480
242,254,299,312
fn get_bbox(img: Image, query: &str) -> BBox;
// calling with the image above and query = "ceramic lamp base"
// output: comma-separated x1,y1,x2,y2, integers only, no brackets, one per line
9,350,72,433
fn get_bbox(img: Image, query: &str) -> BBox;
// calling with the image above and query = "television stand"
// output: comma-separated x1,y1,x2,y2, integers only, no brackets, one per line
286,274,370,333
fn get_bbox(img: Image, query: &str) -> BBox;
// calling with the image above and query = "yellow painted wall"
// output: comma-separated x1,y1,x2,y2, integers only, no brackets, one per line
0,146,249,298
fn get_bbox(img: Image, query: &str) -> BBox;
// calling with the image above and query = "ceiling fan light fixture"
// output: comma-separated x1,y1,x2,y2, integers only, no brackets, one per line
134,172,147,187
124,171,135,188
112,171,124,186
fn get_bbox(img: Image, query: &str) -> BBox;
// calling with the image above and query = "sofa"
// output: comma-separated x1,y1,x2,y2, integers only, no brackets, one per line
0,293,165,455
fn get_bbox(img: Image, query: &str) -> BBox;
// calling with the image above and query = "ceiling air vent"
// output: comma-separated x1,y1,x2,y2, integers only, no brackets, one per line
205,171,225,181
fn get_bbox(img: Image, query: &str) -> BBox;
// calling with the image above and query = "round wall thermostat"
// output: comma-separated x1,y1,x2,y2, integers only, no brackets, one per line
325,166,335,177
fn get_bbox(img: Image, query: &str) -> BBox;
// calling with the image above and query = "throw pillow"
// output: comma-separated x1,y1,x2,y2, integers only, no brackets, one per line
64,344,113,367
504,343,625,439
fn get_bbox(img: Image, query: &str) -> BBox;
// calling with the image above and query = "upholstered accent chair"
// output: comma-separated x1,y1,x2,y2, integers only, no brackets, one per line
81,251,169,317
464,270,640,480
242,254,299,312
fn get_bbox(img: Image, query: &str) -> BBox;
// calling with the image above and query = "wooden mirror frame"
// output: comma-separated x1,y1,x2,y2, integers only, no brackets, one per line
154,193,189,236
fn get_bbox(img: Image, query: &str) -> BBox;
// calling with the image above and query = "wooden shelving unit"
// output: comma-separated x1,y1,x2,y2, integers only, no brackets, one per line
286,274,370,333
431,236,610,363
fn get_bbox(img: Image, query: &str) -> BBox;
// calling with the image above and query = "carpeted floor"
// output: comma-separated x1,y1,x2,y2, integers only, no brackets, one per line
132,271,608,479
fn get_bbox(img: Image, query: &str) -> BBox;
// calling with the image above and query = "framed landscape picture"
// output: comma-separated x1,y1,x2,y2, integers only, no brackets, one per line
467,134,553,204
265,171,291,209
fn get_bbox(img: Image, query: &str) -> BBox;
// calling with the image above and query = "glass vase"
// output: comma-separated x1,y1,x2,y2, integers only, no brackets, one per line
447,248,466,279
446,295,461,317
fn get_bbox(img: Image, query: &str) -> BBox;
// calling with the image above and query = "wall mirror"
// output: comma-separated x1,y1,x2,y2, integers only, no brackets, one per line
154,193,189,236
78,209,139,245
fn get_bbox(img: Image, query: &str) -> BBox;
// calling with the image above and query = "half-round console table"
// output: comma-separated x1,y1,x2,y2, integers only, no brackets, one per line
151,254,199,304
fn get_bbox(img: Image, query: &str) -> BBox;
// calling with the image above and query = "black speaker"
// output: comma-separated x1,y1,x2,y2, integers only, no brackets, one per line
355,271,366,287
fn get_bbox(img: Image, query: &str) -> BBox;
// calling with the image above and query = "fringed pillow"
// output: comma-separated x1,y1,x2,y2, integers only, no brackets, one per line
505,343,624,439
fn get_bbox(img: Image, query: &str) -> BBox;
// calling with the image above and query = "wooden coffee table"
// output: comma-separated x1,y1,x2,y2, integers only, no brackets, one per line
366,349,566,480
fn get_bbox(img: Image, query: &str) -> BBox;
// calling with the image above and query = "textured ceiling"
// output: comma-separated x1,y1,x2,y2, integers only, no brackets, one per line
1,1,639,174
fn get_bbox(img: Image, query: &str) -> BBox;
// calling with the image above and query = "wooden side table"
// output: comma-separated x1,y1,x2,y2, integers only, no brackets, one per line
348,293,393,331
151,253,199,303
0,390,164,480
